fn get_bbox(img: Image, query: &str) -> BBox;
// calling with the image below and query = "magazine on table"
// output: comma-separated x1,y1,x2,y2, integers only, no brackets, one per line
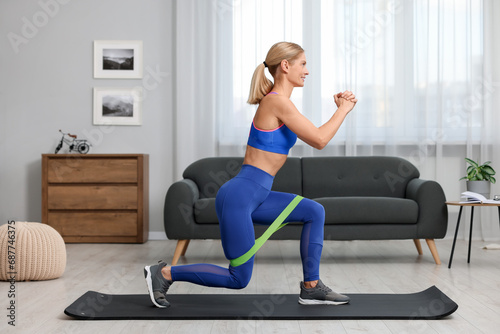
460,191,499,204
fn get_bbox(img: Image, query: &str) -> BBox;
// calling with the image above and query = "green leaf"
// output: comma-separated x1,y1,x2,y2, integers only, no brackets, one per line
468,169,477,179
482,166,495,175
467,165,475,174
491,176,496,184
477,173,484,180
465,158,479,168
481,161,492,167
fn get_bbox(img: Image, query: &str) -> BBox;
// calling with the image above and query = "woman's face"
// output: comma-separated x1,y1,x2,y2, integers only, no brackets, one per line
287,52,309,87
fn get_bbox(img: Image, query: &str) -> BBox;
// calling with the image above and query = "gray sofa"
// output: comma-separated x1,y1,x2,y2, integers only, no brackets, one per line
164,156,448,265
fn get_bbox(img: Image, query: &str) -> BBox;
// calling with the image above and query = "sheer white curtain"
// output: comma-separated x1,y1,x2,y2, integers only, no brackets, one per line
479,0,500,241
174,0,230,177
174,0,500,240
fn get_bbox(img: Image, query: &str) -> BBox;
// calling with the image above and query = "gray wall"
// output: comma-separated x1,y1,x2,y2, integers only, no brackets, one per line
0,0,174,238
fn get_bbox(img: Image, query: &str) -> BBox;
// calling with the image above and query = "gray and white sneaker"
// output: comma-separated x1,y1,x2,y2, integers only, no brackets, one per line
298,279,350,305
144,261,173,308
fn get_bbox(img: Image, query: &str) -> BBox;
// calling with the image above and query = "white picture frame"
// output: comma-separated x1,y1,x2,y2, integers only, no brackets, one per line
93,87,143,125
94,40,143,79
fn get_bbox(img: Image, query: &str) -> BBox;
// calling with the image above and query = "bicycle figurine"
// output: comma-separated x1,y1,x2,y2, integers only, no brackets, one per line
55,129,91,154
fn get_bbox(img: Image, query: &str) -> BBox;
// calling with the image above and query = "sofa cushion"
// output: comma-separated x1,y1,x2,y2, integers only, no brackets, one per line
194,197,418,225
315,197,418,224
302,156,420,199
194,198,218,223
184,157,243,199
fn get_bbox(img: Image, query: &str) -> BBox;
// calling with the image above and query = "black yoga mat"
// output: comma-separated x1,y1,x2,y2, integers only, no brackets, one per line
64,286,457,320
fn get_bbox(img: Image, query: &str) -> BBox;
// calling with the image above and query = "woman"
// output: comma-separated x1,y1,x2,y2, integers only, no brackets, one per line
145,42,357,308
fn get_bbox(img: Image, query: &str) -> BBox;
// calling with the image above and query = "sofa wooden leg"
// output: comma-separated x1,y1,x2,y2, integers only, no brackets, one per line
425,239,441,265
413,239,423,255
172,239,189,266
181,239,190,256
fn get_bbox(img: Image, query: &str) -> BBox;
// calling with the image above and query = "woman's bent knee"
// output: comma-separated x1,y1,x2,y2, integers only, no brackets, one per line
228,260,253,289
314,201,325,218
302,198,325,221
230,276,251,289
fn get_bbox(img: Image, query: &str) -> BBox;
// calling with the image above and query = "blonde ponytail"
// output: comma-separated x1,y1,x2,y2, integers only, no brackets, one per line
247,42,305,105
247,63,273,105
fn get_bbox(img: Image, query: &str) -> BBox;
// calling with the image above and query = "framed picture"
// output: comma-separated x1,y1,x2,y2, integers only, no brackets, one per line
94,40,143,79
93,87,143,125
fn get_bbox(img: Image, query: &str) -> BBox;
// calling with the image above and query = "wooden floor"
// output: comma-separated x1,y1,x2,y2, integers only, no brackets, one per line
2,238,500,334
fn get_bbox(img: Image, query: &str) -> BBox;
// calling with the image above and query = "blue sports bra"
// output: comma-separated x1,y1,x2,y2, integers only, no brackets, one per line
247,93,297,155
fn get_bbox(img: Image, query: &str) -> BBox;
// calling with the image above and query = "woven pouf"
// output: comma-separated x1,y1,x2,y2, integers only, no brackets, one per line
0,222,66,281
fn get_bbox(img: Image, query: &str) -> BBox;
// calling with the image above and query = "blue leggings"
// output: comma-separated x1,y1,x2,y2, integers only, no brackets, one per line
170,164,325,289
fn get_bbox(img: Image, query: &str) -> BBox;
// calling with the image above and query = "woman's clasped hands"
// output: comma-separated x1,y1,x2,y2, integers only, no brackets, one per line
334,91,357,113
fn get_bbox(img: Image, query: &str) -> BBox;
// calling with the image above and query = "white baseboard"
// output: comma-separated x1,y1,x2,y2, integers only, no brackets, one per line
148,231,168,240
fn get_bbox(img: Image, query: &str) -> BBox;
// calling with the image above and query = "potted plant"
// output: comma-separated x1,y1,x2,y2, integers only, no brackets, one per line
460,158,496,199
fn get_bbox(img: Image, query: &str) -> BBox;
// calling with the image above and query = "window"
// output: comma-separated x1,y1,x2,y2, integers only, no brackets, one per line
221,0,484,147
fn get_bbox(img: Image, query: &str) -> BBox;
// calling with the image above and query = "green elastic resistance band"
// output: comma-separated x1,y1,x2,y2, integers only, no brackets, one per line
230,195,304,267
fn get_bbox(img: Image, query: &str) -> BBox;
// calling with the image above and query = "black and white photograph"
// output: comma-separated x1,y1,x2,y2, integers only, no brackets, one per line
102,94,134,117
93,87,142,125
102,48,134,71
94,40,143,78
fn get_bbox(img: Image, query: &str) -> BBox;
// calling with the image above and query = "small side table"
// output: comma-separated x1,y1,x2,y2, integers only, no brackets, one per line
446,201,500,268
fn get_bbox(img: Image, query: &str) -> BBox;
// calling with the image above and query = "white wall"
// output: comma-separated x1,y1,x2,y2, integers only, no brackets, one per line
0,0,174,238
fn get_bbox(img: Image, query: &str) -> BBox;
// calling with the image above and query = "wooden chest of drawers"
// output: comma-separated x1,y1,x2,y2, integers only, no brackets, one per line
42,154,149,243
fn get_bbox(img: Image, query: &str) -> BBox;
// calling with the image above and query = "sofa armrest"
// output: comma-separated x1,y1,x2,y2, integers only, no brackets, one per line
164,179,200,240
406,178,448,238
